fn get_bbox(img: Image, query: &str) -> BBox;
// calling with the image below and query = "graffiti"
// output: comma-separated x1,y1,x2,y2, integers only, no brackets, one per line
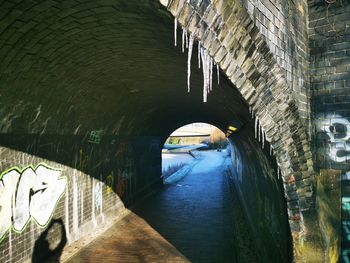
316,115,350,163
0,164,66,240
88,130,103,144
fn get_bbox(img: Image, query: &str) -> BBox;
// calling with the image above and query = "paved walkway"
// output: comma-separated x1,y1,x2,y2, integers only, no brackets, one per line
133,150,237,263
65,212,189,263
65,150,235,263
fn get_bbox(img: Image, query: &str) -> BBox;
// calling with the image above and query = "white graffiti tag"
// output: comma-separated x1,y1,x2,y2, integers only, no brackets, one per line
316,115,350,163
0,164,66,240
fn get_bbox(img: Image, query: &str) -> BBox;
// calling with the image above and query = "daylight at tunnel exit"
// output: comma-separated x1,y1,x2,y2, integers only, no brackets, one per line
0,0,348,262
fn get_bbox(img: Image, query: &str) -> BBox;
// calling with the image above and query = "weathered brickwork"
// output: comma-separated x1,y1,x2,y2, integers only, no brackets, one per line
241,0,311,128
161,0,315,235
309,0,350,261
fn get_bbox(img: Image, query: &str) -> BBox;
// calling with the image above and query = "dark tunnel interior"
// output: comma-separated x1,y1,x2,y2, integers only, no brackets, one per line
0,0,293,261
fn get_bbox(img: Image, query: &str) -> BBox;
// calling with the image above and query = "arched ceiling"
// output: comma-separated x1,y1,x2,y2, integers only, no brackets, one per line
0,0,249,136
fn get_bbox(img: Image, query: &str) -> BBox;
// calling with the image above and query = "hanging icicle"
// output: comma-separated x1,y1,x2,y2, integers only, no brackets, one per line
216,63,220,85
209,57,213,92
258,122,261,142
185,30,189,49
270,145,273,156
198,42,201,69
200,47,211,103
255,118,258,139
187,34,194,93
182,28,185,53
277,165,280,179
174,18,177,47
261,128,265,149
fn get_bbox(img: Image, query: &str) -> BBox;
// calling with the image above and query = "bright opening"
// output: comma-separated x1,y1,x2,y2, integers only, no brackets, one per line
161,122,228,183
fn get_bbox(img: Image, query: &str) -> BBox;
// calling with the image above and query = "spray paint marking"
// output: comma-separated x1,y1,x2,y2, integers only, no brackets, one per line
0,163,66,242
316,115,350,163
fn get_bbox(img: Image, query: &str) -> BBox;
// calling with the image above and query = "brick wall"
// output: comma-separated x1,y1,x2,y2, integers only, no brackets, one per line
309,0,350,261
241,0,311,129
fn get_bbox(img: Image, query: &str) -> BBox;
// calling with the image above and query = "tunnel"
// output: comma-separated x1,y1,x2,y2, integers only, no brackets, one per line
0,0,342,262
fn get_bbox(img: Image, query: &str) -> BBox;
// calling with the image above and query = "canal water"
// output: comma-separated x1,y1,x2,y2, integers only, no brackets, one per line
132,150,237,263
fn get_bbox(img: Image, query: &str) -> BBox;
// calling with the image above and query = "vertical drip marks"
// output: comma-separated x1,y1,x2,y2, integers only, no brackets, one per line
187,34,194,93
174,18,177,47
65,186,70,241
80,190,84,225
8,228,12,263
72,174,79,237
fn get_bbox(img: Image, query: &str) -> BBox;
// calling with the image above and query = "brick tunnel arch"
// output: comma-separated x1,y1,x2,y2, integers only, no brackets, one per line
0,0,320,262
160,0,316,234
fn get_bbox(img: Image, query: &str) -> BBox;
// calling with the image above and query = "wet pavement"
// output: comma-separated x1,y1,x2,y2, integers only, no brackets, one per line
133,150,237,263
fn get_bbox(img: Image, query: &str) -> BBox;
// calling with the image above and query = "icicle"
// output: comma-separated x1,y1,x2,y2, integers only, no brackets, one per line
277,165,280,179
216,63,220,85
254,118,258,139
185,30,188,49
198,42,201,69
182,28,185,53
187,34,194,93
262,128,265,149
201,47,210,103
258,123,261,142
209,57,213,92
174,18,177,47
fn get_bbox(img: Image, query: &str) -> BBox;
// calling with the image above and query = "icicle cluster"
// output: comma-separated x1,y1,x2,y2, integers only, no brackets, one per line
253,114,267,150
200,47,214,103
174,20,219,103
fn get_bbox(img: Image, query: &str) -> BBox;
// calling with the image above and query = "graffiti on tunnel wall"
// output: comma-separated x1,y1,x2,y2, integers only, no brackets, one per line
0,163,67,241
316,115,350,164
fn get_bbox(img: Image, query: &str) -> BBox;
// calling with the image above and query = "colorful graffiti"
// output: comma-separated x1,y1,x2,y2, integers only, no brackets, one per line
316,115,350,163
0,163,66,241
